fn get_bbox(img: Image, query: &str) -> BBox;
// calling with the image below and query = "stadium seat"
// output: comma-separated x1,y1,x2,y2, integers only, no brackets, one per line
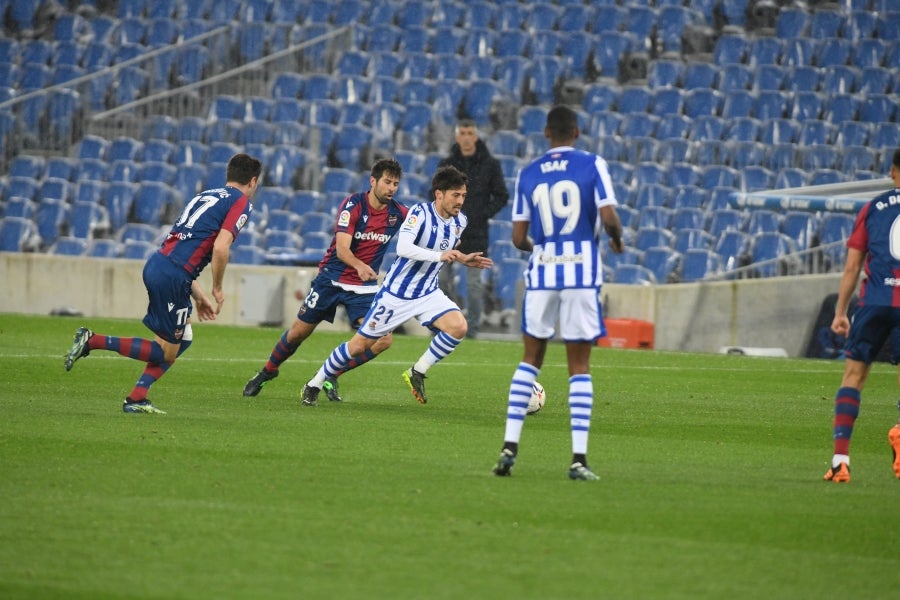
718,63,753,92
797,144,838,170
750,232,799,278
841,145,878,173
780,211,819,251
721,90,755,119
753,91,789,120
132,182,175,226
670,207,706,231
859,94,897,122
612,264,656,286
740,165,775,192
672,186,708,210
816,37,852,67
122,240,158,260
34,199,69,248
708,209,745,237
744,209,782,236
784,66,821,92
680,249,721,282
50,236,89,257
88,239,122,258
774,167,808,189
759,118,798,145
712,34,747,64
683,89,723,119
797,119,836,146
713,230,751,272
68,201,110,240
634,227,674,252
809,169,844,186
593,31,636,80
674,228,714,254
642,247,682,284
682,62,717,89
3,198,36,219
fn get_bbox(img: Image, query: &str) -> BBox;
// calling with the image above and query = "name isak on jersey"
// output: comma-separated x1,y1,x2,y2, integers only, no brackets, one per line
541,159,568,173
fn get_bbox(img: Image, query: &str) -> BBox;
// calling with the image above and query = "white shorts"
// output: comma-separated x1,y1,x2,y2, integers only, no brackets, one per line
522,288,606,342
358,287,461,339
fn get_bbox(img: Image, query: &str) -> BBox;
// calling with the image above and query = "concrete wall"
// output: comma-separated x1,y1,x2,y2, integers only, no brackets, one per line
0,252,842,355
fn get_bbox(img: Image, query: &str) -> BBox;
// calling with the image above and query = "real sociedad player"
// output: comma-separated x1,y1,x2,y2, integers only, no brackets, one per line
492,105,624,480
243,159,408,401
300,165,493,406
64,153,262,413
825,147,900,483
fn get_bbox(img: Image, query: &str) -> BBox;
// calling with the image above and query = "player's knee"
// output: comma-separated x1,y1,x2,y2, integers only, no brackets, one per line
373,333,393,353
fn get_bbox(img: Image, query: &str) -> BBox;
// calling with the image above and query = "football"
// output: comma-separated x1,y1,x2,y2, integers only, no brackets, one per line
527,382,545,415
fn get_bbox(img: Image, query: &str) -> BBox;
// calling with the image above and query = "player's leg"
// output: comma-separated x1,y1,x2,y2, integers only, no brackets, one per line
404,309,465,404
302,332,376,406
244,277,334,396
125,326,192,411
494,290,555,476
64,326,168,371
824,305,886,481
560,289,603,481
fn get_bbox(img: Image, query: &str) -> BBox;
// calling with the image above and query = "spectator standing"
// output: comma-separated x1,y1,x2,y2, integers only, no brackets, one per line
438,119,509,338
824,148,900,483
242,159,407,401
64,153,262,414
491,106,623,480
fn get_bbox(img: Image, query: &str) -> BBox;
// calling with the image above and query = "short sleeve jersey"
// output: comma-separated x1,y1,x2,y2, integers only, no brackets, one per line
317,192,408,288
382,201,466,299
513,146,618,290
159,186,252,279
847,187,900,307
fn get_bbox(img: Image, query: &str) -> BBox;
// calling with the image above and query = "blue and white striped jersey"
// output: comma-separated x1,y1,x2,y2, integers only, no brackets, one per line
513,146,618,290
382,201,467,299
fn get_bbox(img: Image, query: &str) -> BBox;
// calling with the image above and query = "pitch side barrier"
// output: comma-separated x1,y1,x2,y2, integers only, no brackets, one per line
732,177,894,213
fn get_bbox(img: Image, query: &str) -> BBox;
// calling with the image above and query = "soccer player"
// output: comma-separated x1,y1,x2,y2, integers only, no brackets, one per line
243,159,408,401
491,105,623,481
64,153,262,413
299,165,492,407
824,147,900,483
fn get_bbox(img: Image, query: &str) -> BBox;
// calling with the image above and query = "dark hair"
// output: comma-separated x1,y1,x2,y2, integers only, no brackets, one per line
456,118,476,130
545,105,579,140
371,158,403,182
431,165,467,195
226,153,263,185
893,148,900,169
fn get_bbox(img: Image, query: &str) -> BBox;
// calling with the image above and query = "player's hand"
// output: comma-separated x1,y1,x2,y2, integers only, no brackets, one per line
460,251,493,269
356,264,378,282
831,314,850,337
440,250,458,263
194,292,217,321
212,287,225,316
608,238,624,254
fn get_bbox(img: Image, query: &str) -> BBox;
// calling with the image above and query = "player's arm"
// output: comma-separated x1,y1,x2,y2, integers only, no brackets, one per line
396,226,448,262
335,231,377,282
600,205,624,254
512,220,532,253
831,247,865,336
209,228,234,314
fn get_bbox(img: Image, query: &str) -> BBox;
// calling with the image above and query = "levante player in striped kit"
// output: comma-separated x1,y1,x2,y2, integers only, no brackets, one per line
242,159,408,402
492,106,623,481
300,165,492,406
825,147,900,482
64,153,261,413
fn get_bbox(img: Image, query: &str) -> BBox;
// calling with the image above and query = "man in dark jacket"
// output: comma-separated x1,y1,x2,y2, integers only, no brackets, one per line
438,119,509,337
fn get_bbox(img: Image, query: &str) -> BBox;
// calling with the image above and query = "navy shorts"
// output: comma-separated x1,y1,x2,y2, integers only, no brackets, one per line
141,253,193,344
844,304,900,364
297,274,376,329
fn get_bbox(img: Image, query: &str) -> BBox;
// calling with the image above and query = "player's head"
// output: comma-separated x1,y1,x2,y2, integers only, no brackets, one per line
226,153,263,192
544,105,580,146
431,166,467,218
370,158,402,205
891,148,900,185
893,148,900,170
371,158,402,183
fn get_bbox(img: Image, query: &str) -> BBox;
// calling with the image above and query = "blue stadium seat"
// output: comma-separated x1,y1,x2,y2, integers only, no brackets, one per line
680,249,721,282
750,232,799,277
753,90,789,121
88,239,122,258
754,64,786,92
809,169,844,186
122,240,158,260
670,207,705,230
797,119,836,146
3,197,36,219
39,178,72,203
674,228,714,254
798,144,838,170
68,201,110,239
682,62,717,89
744,209,781,235
721,90,755,119
759,118,798,145
132,182,175,226
714,230,751,272
871,122,900,150
593,31,635,80
789,91,825,122
636,205,672,229
690,140,728,165
9,155,44,179
0,216,39,252
740,165,774,192
713,34,747,65
809,11,844,38
775,7,810,38
631,162,667,188
634,227,674,252
718,63,752,92
822,94,860,123
642,246,681,284
724,116,761,143
139,161,177,186
816,37,852,67
649,88,684,116
785,66,821,92
780,211,819,251
853,38,888,69
619,113,659,139
683,89,723,119
841,145,878,173
51,236,89,257
859,94,897,122
612,264,656,286
708,208,745,237
857,66,893,95
774,167,807,189
748,37,783,66
655,116,691,140
35,199,69,248
672,186,708,210
701,166,739,189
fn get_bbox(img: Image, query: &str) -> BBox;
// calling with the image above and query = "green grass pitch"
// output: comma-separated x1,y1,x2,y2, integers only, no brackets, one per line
1,313,898,599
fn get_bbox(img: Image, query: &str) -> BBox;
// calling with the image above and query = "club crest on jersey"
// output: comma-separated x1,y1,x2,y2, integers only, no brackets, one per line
174,328,183,340
388,214,398,226
338,210,351,227
236,214,248,230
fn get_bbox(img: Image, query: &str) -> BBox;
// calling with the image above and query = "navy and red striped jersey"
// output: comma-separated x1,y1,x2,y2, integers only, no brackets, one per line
317,192,408,287
159,186,252,278
848,186,900,307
